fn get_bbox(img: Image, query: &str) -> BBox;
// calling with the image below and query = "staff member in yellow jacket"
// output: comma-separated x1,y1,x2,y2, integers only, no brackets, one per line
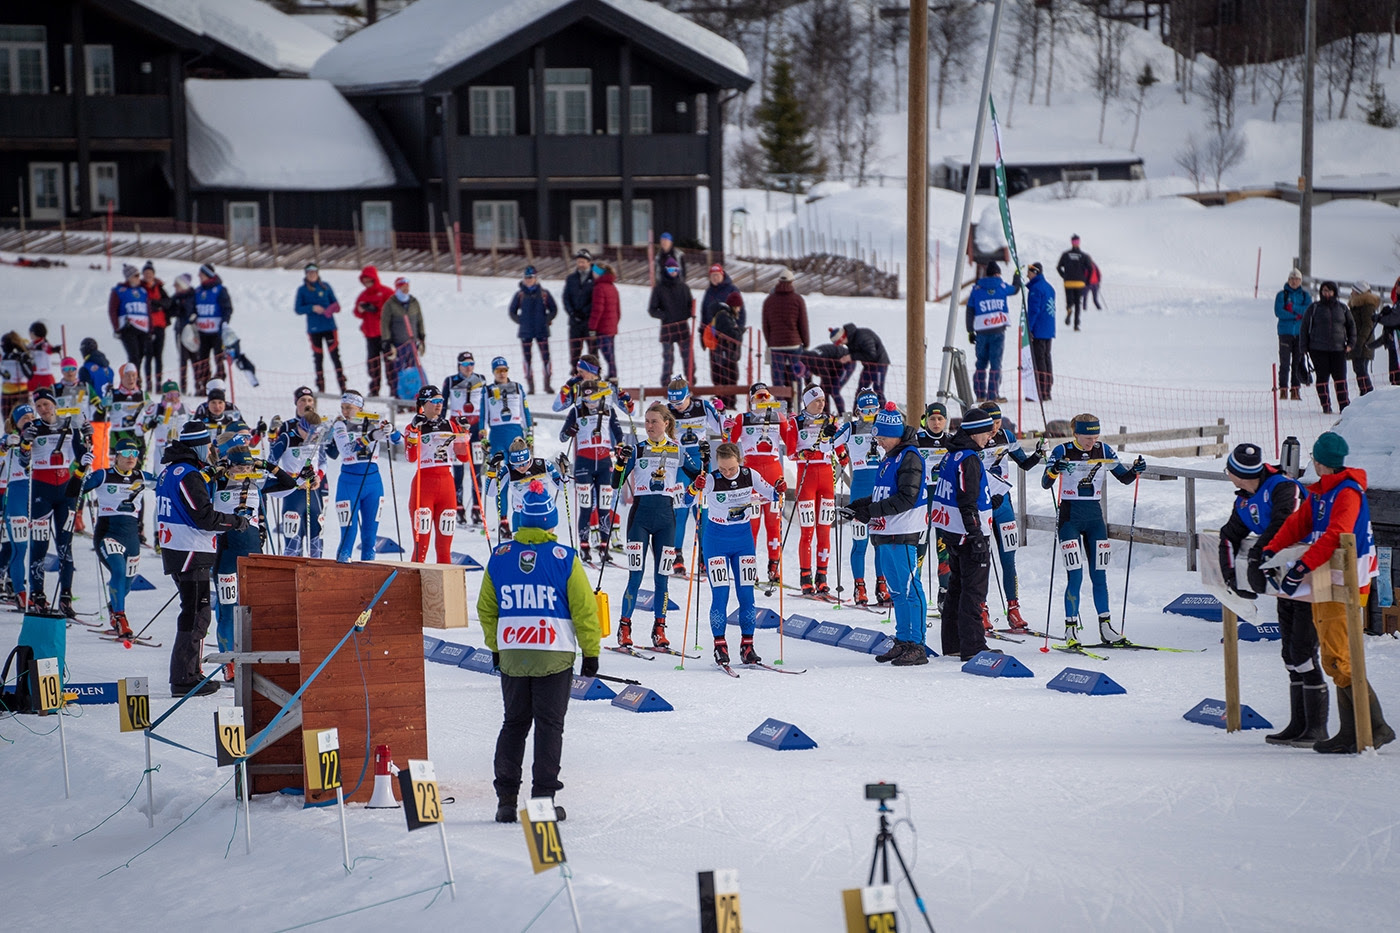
478,480,601,822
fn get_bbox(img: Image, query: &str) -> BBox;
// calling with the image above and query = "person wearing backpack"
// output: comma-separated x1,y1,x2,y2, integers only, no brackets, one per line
380,277,426,398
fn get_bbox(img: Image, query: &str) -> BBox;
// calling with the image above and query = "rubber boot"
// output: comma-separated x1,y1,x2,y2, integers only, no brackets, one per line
1316,382,1332,413
1287,682,1331,747
1264,674,1305,745
1363,687,1396,749
1314,685,1357,753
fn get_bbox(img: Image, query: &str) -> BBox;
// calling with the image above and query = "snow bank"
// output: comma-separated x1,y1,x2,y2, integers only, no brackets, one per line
311,0,749,90
133,0,335,75
1329,385,1400,489
185,79,397,191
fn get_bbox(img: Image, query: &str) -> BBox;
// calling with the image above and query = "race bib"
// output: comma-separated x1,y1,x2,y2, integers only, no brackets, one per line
31,517,51,542
414,508,432,536
738,555,759,587
625,540,644,571
102,537,125,557
1095,540,1112,570
998,520,1019,552
437,511,455,536
576,486,593,511
852,521,868,541
64,510,76,533
8,516,28,542
336,500,352,527
660,546,677,575
798,500,816,528
818,498,835,526
707,555,732,587
598,486,614,511
126,555,139,577
282,510,302,540
217,572,238,604
375,497,384,522
1060,538,1083,572
748,501,761,520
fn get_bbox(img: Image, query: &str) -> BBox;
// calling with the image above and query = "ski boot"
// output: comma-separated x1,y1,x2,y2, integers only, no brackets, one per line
672,557,687,578
456,509,468,525
471,506,484,526
616,618,633,648
891,641,929,666
814,572,830,597
767,559,781,588
875,576,892,605
713,637,730,666
936,586,948,617
9,591,27,613
600,546,613,565
853,579,869,605
498,520,513,541
29,590,50,613
58,593,77,620
1005,600,1031,634
739,636,761,665
1098,614,1123,644
800,571,815,596
580,545,592,564
109,610,133,638
1063,616,1082,646
224,662,236,683
980,603,992,632
651,619,670,649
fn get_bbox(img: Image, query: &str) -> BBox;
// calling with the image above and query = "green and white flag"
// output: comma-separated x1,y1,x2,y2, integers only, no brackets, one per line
989,98,1036,406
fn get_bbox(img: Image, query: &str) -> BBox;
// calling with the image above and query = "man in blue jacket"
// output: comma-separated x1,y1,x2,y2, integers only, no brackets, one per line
965,261,1020,404
1274,267,1310,400
295,263,345,394
1025,262,1056,400
508,266,558,395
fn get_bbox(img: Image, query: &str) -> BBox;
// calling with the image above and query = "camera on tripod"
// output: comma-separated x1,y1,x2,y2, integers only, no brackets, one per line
865,782,897,802
862,782,935,931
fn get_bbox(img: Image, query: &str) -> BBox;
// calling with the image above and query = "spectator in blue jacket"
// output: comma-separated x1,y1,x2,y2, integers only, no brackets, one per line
1275,267,1311,399
294,263,345,394
965,261,1020,404
508,265,559,395
1025,262,1056,400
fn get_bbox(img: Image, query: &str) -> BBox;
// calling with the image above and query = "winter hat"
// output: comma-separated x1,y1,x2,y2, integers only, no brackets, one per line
113,437,144,458
1070,234,1080,243
709,263,724,275
660,232,674,242
206,378,227,394
574,248,592,260
778,268,796,283
341,390,364,407
394,276,409,290
32,386,57,404
491,356,509,371
518,479,559,529
9,404,34,426
174,273,192,289
161,380,179,394
664,257,680,275
874,402,905,438
591,263,605,276
304,262,318,273
199,263,216,278
725,291,743,308
1355,280,1371,294
981,401,1002,421
1312,432,1349,469
206,388,227,402
959,408,995,435
80,337,98,356
294,385,315,401
829,326,847,344
60,357,78,370
457,350,475,365
749,381,771,398
119,362,139,377
122,263,138,278
142,260,155,272
1071,417,1101,436
1320,280,1338,296
923,402,947,422
178,421,211,447
1226,443,1265,479
1028,262,1043,276
415,385,442,406
1288,267,1303,279
985,261,1001,277
524,265,537,278
801,385,825,409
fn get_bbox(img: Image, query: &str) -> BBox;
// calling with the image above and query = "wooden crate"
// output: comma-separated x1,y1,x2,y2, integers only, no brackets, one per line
1384,606,1399,636
381,559,470,629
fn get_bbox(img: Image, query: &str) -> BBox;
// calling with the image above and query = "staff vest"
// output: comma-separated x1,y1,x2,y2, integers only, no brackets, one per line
869,444,930,537
157,462,217,553
930,447,991,537
487,540,580,655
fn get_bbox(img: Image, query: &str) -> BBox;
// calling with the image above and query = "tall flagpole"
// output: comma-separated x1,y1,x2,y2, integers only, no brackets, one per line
906,0,928,415
935,0,1009,409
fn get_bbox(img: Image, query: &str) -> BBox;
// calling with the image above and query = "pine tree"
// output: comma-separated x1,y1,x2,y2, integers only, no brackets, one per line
754,47,822,192
1362,82,1399,129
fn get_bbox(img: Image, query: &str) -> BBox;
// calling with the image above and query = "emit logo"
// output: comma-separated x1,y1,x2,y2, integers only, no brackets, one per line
928,505,951,527
500,619,559,646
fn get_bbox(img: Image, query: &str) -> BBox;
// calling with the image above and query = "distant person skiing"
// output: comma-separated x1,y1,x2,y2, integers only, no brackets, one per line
1056,234,1093,331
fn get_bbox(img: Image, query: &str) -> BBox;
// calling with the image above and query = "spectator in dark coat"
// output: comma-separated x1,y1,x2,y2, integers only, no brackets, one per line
353,265,394,397
588,262,621,381
792,343,854,413
1025,262,1056,400
508,265,559,394
830,322,890,404
380,276,426,397
655,232,686,281
647,256,693,384
140,261,170,392
168,274,197,393
562,249,595,368
1300,280,1356,414
1347,281,1380,397
1055,234,1093,331
700,263,744,392
761,269,809,390
1274,268,1311,399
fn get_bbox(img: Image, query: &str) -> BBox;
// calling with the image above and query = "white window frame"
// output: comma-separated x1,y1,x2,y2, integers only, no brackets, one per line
361,200,393,249
0,25,48,95
90,161,118,211
606,198,652,247
468,85,515,136
1061,167,1098,183
473,200,518,248
28,161,62,219
605,85,652,135
227,201,260,247
571,200,604,249
64,43,114,95
544,68,590,135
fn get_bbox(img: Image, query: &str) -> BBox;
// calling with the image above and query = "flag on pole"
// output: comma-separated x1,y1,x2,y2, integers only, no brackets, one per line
989,98,1038,409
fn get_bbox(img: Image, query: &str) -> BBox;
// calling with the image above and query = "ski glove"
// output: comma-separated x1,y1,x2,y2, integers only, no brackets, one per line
563,420,580,438
615,443,635,464
821,421,837,439
967,332,976,346
1278,560,1309,596
690,472,708,491
990,493,1005,509
1131,456,1147,474
772,478,787,496
844,498,872,525
1046,457,1067,477
580,656,599,678
298,463,316,483
1245,548,1269,595
230,515,251,533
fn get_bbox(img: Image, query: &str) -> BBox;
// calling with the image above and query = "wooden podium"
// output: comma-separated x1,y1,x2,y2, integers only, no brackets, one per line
232,555,429,803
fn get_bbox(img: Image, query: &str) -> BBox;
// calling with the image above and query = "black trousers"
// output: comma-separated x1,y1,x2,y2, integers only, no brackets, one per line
494,667,572,802
163,555,212,687
1351,356,1374,395
1277,598,1322,683
145,326,166,388
1278,335,1305,388
568,325,589,369
1031,337,1054,399
120,326,148,370
858,363,888,404
309,331,346,392
939,531,990,659
1064,287,1085,328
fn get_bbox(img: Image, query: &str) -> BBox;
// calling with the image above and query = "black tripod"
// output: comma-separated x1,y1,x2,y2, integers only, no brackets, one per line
867,800,937,932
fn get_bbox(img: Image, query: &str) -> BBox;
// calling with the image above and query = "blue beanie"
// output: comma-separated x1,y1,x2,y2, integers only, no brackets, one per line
524,265,537,278
10,403,34,426
518,480,558,529
873,402,905,438
1071,417,1101,436
959,408,994,434
491,356,509,371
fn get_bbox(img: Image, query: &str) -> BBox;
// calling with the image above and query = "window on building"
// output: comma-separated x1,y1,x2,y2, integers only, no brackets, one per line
0,25,48,94
605,85,652,135
228,202,260,247
473,200,518,248
544,68,590,135
90,162,118,211
1061,167,1098,183
64,44,115,95
606,198,652,246
469,86,514,136
28,162,62,219
571,200,603,248
362,201,393,249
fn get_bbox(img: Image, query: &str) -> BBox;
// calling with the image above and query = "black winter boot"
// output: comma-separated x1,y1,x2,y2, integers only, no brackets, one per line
1289,681,1331,747
495,795,518,823
1265,674,1306,745
1314,685,1357,753
1367,688,1396,749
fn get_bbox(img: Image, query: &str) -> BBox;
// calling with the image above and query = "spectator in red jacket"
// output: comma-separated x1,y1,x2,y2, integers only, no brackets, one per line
761,268,809,389
353,265,394,396
588,261,621,381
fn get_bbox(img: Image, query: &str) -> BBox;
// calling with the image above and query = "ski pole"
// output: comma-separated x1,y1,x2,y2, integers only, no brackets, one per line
677,515,700,668
1119,474,1141,638
387,433,405,554
462,432,492,549
593,673,641,686
1040,483,1061,654
132,590,179,641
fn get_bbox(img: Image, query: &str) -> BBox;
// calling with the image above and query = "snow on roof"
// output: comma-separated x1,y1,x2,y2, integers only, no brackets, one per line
311,0,748,90
132,0,335,75
185,79,397,190
1291,173,1400,192
945,149,1143,168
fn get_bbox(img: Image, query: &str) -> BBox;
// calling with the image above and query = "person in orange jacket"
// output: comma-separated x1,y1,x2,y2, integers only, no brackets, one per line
1260,431,1394,753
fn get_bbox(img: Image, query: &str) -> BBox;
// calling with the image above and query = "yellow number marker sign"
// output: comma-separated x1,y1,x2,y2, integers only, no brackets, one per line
215,706,246,767
35,657,62,713
303,728,342,791
843,885,898,933
118,677,150,732
698,869,743,933
400,759,443,831
521,797,567,874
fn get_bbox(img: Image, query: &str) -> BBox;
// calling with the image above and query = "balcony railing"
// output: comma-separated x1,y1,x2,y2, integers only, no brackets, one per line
0,94,171,139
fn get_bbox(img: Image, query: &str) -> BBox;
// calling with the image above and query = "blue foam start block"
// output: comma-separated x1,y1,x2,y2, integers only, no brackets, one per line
726,607,781,629
961,650,1035,678
1183,698,1273,730
1238,622,1282,642
633,589,680,613
610,686,673,713
459,650,500,676
747,717,818,751
806,621,852,646
871,634,896,656
1047,667,1126,696
837,627,885,653
1163,593,1222,622
130,573,157,592
65,682,117,705
375,536,405,555
429,641,472,665
570,676,617,701
781,614,819,639
450,552,484,570
422,635,443,658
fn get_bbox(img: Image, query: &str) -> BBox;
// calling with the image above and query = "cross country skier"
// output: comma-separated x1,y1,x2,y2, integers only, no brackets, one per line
26,387,91,617
80,437,155,637
269,386,331,558
1041,414,1145,645
405,385,465,562
978,402,1044,633
696,441,785,666
844,389,883,605
143,380,188,471
928,407,999,661
728,383,789,586
914,402,952,612
551,354,604,412
614,403,701,649
782,385,850,596
665,377,723,578
443,351,486,524
332,390,401,563
2,405,37,609
489,437,566,539
480,356,532,471
560,378,623,563
108,363,148,452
